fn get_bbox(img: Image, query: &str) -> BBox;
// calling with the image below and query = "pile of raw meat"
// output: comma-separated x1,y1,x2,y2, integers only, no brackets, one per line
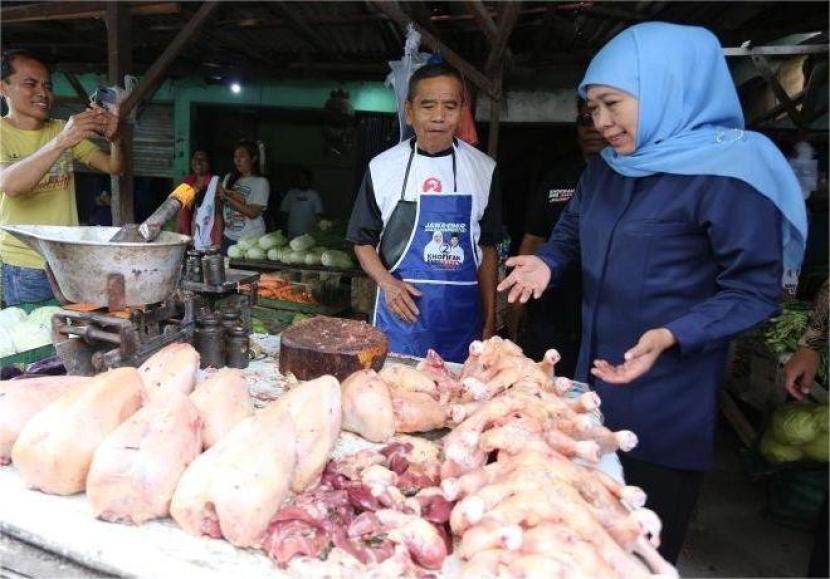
0,336,678,578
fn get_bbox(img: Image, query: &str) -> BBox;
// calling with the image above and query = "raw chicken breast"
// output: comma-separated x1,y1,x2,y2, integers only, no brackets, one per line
138,342,199,401
391,390,447,433
87,390,203,524
12,367,143,495
341,369,395,443
190,368,253,448
169,401,298,548
0,376,90,465
273,375,342,492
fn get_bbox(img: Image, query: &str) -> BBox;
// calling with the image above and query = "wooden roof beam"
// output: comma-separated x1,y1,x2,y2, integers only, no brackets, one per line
368,0,496,98
119,1,220,119
750,53,804,129
484,1,521,76
63,71,89,103
464,0,514,69
1,2,180,24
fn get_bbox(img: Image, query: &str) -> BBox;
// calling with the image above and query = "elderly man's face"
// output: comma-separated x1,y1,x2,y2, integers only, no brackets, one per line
405,75,462,155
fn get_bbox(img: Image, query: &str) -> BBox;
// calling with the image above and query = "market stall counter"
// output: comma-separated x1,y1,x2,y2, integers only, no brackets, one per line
0,318,674,578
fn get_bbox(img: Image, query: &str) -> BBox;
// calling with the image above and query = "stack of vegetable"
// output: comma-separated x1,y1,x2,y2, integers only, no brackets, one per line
228,230,355,270
0,306,61,357
242,275,317,305
760,402,829,464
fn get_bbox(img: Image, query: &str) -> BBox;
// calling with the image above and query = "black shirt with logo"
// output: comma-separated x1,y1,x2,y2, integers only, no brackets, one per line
521,155,586,371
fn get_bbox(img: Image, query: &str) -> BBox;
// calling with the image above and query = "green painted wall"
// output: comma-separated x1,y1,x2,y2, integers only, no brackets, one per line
51,73,397,177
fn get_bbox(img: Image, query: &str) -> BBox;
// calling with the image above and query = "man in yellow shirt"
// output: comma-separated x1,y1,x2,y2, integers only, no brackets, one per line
0,49,124,306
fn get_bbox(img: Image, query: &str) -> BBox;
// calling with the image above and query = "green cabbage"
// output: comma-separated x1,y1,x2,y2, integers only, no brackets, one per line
0,307,27,327
289,234,316,252
304,253,322,266
245,246,266,260
227,244,244,259
812,405,829,433
10,321,51,352
0,327,15,357
28,306,61,328
760,430,804,463
771,403,819,446
803,434,829,462
266,248,281,261
236,234,259,251
321,250,354,269
258,231,287,250
318,219,334,231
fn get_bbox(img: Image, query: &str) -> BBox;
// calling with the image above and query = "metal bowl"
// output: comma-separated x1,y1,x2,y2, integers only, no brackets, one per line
1,225,190,307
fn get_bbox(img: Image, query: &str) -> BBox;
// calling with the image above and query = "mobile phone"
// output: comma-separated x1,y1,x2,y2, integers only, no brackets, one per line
90,86,117,108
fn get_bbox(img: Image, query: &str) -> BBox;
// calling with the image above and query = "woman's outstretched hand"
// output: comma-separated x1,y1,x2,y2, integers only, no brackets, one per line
591,328,677,384
496,255,552,304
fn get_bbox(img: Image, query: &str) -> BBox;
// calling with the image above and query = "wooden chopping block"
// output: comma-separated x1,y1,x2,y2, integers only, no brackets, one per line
279,316,388,381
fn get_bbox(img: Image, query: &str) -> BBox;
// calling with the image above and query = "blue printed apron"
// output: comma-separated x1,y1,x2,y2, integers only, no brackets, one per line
373,147,482,363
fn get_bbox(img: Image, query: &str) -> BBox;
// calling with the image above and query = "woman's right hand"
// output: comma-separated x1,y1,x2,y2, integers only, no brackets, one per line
784,346,820,400
497,255,552,304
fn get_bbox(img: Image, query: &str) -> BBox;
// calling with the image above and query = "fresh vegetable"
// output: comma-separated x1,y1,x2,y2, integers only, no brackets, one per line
321,250,354,269
10,321,52,352
0,327,15,357
761,402,830,464
318,219,334,231
258,231,287,250
252,318,268,334
304,253,322,266
761,430,805,463
771,403,820,446
28,306,61,329
236,234,259,251
245,246,266,260
289,234,316,252
765,301,811,356
0,307,27,327
227,245,244,259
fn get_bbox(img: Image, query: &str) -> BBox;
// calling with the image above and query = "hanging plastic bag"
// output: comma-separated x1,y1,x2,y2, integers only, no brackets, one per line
386,23,431,142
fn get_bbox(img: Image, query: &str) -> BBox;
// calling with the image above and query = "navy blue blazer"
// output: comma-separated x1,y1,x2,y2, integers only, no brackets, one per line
537,158,783,470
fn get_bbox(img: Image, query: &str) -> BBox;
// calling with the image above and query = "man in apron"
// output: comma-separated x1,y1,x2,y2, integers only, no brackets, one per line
347,63,502,363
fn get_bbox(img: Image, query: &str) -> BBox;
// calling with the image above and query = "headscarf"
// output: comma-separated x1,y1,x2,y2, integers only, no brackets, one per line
578,22,808,270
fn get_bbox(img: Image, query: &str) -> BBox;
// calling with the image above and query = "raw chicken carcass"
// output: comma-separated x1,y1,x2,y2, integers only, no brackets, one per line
341,369,395,443
0,375,89,465
170,401,298,548
391,390,447,433
273,375,342,492
190,368,253,448
86,390,202,524
138,342,199,401
11,368,143,495
378,365,438,399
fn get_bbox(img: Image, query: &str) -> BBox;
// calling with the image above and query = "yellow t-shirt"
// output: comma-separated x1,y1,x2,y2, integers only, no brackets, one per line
0,118,99,268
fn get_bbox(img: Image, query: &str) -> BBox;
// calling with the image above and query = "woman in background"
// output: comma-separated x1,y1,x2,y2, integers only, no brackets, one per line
176,148,223,249
219,139,270,254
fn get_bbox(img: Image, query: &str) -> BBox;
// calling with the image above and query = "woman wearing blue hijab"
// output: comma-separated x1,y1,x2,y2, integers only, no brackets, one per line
499,22,807,562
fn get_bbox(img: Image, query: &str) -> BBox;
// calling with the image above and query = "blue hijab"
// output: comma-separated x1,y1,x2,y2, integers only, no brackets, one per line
578,22,807,270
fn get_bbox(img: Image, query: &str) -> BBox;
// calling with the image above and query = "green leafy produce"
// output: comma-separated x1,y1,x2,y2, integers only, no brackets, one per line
812,405,829,433
304,253,322,266
10,321,51,352
0,327,15,357
251,318,267,334
227,244,244,259
0,307,27,327
321,249,354,269
28,306,61,328
236,234,259,251
245,246,266,260
266,248,281,261
289,234,316,252
258,231,287,250
771,403,820,446
765,301,810,355
318,219,334,231
761,429,805,463
803,434,829,462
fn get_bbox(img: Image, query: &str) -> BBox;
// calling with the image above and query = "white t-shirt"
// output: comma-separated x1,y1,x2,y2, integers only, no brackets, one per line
222,174,270,240
280,188,323,239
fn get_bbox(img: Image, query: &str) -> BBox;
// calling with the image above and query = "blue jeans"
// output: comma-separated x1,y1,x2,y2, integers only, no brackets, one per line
2,264,55,307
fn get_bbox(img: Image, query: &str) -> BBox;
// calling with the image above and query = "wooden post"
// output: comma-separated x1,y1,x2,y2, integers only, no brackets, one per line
63,71,89,103
487,69,502,159
106,1,133,226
